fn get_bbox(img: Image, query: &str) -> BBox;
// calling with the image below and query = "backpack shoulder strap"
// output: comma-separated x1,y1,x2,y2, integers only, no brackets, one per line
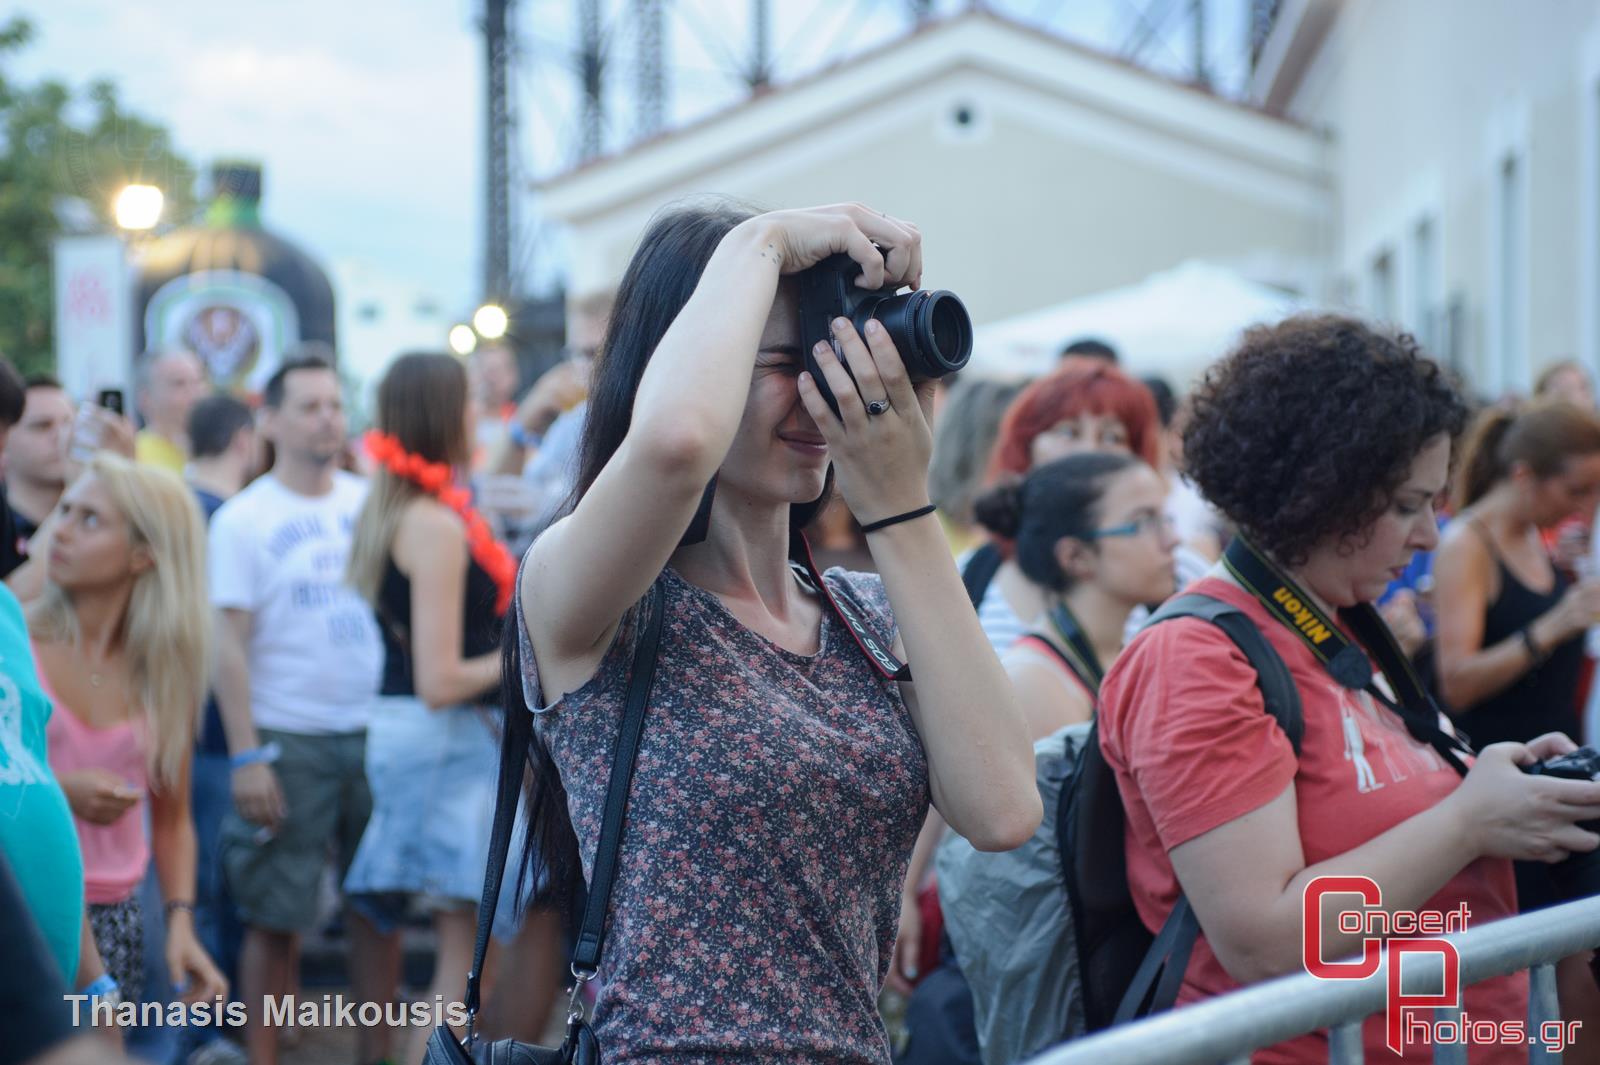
1144,592,1303,758
961,542,1004,609
1091,593,1305,1028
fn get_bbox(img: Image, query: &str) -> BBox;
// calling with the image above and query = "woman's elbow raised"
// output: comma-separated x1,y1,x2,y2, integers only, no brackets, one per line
633,417,721,481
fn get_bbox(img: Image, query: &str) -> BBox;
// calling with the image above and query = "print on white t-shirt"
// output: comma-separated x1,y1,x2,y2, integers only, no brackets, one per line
1341,701,1382,793
208,471,382,735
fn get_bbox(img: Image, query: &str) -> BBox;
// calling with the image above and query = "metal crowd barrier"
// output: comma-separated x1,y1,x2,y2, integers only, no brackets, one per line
1025,894,1600,1065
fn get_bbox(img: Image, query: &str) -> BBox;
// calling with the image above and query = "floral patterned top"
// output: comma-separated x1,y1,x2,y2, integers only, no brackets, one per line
517,565,930,1063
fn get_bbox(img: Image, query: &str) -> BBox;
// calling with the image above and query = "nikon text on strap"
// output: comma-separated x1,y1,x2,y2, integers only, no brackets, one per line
1220,537,1472,775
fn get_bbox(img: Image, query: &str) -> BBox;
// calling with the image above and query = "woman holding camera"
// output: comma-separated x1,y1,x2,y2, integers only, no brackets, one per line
1096,317,1600,1063
509,201,1040,1061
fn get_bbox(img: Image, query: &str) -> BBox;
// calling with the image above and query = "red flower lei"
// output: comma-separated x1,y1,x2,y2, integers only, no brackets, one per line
363,430,517,615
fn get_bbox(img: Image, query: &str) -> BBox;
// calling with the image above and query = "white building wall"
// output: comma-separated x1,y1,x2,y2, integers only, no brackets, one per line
540,14,1332,365
1287,0,1600,396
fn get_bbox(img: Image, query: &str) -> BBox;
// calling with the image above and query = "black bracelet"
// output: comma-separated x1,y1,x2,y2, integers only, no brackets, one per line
1521,626,1545,664
860,504,938,534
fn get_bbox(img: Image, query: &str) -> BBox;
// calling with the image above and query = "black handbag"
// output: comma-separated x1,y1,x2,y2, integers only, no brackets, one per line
424,588,666,1065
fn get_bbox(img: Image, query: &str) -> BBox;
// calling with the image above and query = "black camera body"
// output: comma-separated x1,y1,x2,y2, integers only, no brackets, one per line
1526,746,1600,783
1523,745,1600,900
796,253,973,419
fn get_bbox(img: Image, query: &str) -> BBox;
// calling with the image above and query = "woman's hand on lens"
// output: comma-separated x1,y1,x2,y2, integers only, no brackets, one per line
1448,742,1600,863
745,203,923,290
797,317,933,526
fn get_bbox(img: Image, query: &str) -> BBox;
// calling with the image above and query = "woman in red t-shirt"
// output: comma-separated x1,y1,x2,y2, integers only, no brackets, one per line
1097,316,1600,1064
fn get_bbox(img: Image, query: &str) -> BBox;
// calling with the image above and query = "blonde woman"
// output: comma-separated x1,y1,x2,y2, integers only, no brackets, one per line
36,454,226,1006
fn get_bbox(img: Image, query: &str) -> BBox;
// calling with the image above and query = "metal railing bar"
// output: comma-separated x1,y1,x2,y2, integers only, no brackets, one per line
1328,1020,1363,1064
1528,963,1561,1065
1025,896,1600,1065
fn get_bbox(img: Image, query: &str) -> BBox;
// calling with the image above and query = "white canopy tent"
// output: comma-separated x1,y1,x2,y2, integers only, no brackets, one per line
968,261,1311,388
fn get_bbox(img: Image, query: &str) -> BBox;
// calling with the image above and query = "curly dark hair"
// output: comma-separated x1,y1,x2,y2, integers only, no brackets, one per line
1183,315,1467,566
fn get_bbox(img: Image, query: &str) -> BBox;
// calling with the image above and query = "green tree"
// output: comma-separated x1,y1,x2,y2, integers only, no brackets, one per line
0,16,196,374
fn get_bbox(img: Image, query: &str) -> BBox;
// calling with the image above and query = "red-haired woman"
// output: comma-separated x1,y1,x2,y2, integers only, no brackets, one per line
967,357,1192,654
892,358,1183,1003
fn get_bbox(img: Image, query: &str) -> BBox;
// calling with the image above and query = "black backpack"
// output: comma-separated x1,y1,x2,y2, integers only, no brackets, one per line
960,543,1005,609
1059,592,1304,1033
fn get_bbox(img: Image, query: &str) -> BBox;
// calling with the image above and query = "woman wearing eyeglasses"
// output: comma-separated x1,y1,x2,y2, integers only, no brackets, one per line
973,452,1177,739
963,359,1176,655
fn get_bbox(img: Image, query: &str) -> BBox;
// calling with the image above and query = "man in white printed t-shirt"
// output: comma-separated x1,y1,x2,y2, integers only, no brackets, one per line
209,356,396,1065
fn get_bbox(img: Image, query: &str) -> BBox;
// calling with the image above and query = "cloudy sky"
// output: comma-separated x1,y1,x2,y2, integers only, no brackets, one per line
15,0,1249,320
18,0,483,313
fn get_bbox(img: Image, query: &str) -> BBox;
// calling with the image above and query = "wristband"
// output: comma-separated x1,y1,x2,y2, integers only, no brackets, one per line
230,741,281,770
165,900,196,918
84,974,119,998
860,504,938,535
1521,626,1546,664
509,423,543,450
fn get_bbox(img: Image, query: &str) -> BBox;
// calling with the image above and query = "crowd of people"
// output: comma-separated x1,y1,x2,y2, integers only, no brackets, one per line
9,199,1600,1065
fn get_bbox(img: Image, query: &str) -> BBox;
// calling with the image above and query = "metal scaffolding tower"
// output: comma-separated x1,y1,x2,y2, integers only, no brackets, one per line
482,0,513,301
579,0,606,160
633,0,668,136
747,0,773,90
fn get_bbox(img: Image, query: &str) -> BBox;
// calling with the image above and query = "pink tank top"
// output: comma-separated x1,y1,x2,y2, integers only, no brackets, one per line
38,652,150,906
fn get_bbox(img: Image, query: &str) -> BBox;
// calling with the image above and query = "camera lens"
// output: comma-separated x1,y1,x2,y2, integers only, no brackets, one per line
865,289,972,381
925,293,971,370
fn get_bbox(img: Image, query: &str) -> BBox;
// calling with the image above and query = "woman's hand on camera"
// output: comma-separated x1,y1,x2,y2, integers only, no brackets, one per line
743,203,922,290
797,317,933,526
1446,740,1600,863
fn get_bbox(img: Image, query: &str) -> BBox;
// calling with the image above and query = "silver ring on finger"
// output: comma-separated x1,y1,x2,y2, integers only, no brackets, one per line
865,398,891,416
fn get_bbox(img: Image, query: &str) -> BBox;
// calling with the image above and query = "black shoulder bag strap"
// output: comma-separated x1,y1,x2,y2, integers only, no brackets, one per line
460,584,668,1042
1221,537,1472,777
1144,592,1305,756
1032,601,1105,694
1108,591,1305,1026
961,542,1004,609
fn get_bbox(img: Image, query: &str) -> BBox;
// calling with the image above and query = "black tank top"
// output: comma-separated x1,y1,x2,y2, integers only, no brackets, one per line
1447,522,1583,748
376,554,502,700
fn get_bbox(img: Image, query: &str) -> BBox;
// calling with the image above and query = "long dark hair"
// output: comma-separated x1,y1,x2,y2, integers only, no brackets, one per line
501,197,833,918
348,353,470,603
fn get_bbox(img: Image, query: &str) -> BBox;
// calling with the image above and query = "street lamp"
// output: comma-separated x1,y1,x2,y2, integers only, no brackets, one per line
473,303,509,340
114,184,164,231
448,324,477,356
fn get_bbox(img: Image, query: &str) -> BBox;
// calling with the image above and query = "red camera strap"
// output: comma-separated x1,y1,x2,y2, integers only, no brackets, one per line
789,530,910,682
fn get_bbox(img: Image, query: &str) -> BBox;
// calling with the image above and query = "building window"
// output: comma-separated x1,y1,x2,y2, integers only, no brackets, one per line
1588,74,1600,371
1492,152,1526,394
1369,250,1395,323
1411,217,1438,352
